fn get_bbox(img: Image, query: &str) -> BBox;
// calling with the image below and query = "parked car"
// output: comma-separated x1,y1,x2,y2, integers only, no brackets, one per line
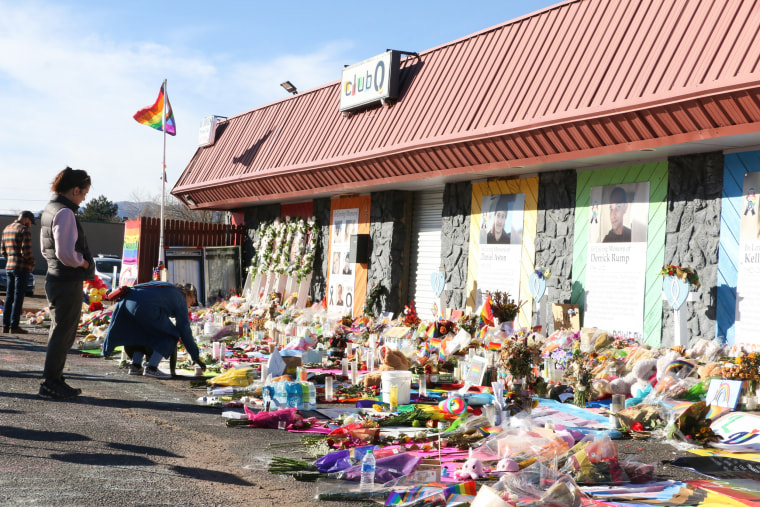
94,255,122,290
0,257,35,296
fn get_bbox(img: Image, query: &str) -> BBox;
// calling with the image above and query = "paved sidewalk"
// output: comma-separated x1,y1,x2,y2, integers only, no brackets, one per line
0,326,353,507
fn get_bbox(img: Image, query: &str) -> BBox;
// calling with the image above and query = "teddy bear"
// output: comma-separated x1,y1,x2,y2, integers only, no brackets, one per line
363,347,412,387
609,358,657,398
697,362,722,380
591,378,612,400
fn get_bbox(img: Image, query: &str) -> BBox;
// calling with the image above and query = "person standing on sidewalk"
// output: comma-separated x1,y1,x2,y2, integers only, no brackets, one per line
38,167,95,399
1,211,36,334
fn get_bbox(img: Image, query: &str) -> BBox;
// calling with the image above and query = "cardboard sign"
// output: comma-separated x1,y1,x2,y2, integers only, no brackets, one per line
705,379,743,409
466,356,488,386
552,303,580,331
710,411,760,452
385,326,412,339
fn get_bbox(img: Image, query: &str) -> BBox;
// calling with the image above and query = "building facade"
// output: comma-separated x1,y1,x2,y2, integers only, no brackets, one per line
172,0,760,348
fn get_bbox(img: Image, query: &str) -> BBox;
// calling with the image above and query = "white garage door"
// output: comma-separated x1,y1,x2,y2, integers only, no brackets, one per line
408,189,444,321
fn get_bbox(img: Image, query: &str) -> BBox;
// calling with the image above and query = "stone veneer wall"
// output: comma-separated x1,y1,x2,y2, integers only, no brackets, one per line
367,191,413,317
242,204,280,273
536,170,577,333
441,182,472,310
662,152,723,346
311,198,332,304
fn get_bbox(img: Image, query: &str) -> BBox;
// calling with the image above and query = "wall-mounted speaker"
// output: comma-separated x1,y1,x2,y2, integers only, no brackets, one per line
349,234,370,264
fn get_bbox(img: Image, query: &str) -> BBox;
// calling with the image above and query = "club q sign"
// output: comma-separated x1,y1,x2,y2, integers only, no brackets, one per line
340,50,401,112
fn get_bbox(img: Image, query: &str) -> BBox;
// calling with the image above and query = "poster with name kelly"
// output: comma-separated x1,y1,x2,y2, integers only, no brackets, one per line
327,208,358,314
734,172,760,347
584,182,649,336
476,193,524,309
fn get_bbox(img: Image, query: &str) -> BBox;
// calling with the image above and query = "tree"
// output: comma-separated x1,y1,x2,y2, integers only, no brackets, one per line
78,195,120,222
126,190,227,224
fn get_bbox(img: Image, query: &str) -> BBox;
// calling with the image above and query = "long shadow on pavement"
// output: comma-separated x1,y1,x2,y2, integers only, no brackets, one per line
0,392,216,415
50,452,156,467
107,442,182,458
170,465,253,486
0,426,90,442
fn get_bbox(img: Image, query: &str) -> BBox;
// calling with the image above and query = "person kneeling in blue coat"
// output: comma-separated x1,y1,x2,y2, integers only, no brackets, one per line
102,281,206,379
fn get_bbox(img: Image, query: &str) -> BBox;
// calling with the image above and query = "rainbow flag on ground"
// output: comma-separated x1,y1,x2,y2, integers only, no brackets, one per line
133,82,176,135
385,480,476,505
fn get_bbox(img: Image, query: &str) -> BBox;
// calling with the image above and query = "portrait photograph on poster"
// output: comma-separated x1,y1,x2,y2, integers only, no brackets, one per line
734,172,760,344
475,193,525,310
588,183,649,244
584,182,650,336
479,193,524,245
740,173,760,242
328,208,360,314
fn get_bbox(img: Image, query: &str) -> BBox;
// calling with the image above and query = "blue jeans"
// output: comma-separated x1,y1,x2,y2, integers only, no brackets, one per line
3,270,29,329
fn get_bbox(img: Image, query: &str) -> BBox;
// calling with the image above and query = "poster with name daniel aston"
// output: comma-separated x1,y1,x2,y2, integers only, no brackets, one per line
584,182,649,336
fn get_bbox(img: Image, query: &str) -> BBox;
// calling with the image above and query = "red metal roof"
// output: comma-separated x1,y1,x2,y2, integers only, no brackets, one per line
173,0,760,209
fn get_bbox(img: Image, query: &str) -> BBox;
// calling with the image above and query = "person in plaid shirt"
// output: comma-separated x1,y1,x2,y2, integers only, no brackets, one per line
2,210,36,333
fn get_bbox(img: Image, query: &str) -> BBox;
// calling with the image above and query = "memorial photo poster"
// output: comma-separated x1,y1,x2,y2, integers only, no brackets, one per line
328,208,358,314
734,172,760,347
584,182,649,336
476,193,524,309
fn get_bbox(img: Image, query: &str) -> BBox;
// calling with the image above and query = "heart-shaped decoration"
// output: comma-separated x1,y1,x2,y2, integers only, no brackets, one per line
430,270,445,298
663,275,689,310
529,272,546,300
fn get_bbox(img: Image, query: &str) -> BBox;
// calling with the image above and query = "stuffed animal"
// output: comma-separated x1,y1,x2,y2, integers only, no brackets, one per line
455,458,486,480
609,358,657,397
591,378,612,400
363,347,413,387
496,457,519,472
698,362,722,379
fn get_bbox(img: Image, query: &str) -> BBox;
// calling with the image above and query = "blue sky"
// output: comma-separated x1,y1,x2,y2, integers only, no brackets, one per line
0,0,559,215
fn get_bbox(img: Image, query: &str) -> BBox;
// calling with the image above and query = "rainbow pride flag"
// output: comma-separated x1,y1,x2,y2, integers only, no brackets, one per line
133,83,176,135
480,294,494,327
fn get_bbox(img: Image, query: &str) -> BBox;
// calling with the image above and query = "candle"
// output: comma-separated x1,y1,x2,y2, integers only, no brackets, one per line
325,376,334,402
390,386,398,411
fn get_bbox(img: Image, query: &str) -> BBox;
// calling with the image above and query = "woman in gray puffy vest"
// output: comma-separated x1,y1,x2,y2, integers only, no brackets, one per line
38,167,95,399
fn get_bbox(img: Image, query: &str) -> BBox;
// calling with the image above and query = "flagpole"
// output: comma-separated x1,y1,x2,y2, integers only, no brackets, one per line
159,78,167,268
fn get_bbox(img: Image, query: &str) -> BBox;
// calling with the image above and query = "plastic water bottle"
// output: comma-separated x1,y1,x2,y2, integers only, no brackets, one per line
359,450,376,491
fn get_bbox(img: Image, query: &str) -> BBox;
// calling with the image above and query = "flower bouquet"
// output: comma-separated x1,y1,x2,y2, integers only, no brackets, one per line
457,314,480,336
500,334,542,386
487,291,524,323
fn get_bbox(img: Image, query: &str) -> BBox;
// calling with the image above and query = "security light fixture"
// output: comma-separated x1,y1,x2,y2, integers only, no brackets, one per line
185,194,196,206
280,81,298,95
